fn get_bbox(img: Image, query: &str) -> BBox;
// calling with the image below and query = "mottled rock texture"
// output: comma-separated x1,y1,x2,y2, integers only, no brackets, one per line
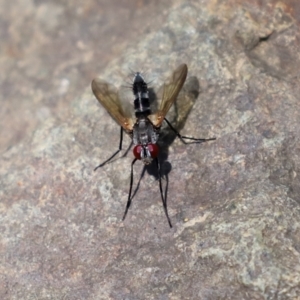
1,0,300,299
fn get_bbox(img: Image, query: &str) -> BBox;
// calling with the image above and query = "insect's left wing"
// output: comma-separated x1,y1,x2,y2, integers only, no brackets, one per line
148,64,188,128
91,79,134,133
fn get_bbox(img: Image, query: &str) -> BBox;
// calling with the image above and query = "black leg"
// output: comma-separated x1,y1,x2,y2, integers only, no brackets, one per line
122,158,138,221
94,127,123,171
130,164,146,201
155,157,172,228
121,140,133,159
164,118,216,144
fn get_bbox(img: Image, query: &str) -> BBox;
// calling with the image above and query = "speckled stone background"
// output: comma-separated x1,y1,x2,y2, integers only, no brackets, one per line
1,0,300,299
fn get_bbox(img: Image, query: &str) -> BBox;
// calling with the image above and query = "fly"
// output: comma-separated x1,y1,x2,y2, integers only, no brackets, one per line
91,64,215,228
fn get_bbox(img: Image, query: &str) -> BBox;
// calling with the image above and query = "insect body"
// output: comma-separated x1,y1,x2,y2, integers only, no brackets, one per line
131,72,159,164
91,64,215,228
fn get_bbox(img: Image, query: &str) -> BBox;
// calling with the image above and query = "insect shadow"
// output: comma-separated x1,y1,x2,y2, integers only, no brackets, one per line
121,76,205,220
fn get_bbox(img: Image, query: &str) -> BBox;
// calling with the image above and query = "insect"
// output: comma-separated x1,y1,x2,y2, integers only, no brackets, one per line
91,64,215,227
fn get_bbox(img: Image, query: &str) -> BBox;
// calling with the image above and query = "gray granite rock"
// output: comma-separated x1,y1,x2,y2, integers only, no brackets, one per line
1,0,300,299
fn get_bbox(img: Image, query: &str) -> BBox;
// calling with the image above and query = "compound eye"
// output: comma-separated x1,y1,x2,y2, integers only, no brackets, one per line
133,144,159,160
133,145,143,159
148,143,159,158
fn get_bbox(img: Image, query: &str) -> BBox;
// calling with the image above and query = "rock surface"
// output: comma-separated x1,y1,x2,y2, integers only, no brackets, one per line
1,0,300,299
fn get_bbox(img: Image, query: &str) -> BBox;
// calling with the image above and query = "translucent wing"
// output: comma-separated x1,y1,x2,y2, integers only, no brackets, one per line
148,64,188,128
91,79,134,133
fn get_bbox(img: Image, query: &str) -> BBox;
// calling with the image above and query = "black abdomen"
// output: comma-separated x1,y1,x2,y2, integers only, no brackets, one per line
133,72,151,116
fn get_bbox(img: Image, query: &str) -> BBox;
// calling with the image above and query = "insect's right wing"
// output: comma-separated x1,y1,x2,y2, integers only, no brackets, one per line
148,64,188,128
91,79,134,133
